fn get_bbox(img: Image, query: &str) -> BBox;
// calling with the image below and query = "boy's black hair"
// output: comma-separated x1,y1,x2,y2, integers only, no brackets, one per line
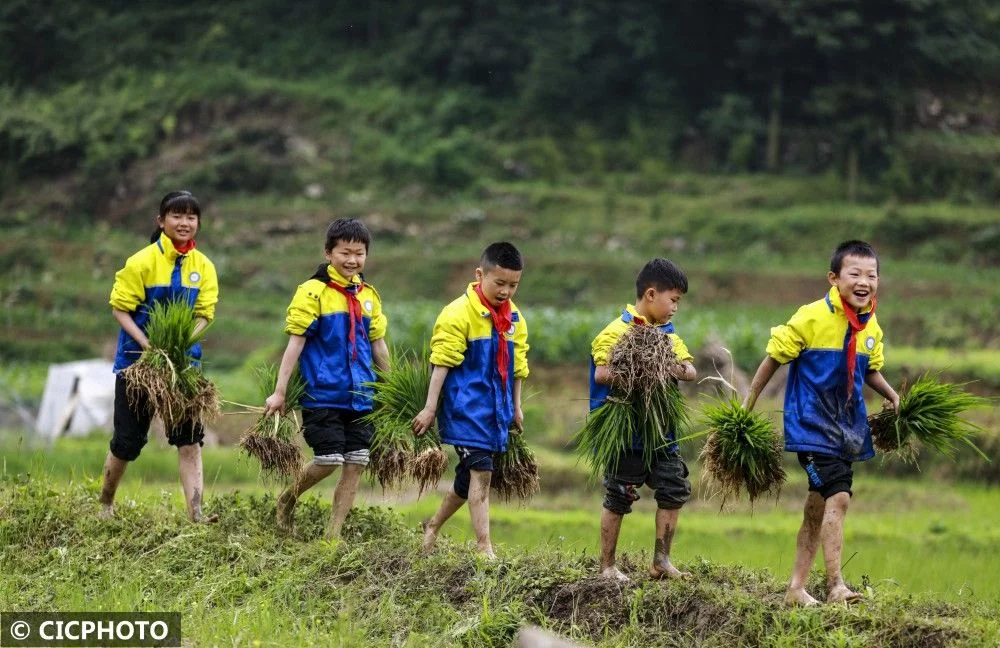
636,258,688,298
325,218,371,252
480,242,523,272
830,240,879,274
151,190,200,243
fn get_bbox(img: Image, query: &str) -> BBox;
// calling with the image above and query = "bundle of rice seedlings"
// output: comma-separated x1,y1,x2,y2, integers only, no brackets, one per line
699,396,785,504
606,324,684,403
492,430,541,502
411,427,449,494
870,375,990,462
573,397,640,480
122,298,220,432
362,347,446,490
238,363,307,479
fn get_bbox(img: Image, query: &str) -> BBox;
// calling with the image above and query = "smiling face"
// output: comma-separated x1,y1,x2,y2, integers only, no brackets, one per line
829,254,879,311
638,287,683,325
475,265,522,307
158,210,199,247
325,239,368,280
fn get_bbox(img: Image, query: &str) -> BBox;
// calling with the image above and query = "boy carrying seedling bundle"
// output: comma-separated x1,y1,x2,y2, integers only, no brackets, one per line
743,240,899,606
412,242,530,559
99,191,219,523
588,259,696,582
263,219,390,539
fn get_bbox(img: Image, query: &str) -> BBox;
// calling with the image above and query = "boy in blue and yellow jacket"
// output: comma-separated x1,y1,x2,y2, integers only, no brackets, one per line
591,259,697,582
412,242,529,558
744,240,899,605
99,191,219,523
264,219,390,539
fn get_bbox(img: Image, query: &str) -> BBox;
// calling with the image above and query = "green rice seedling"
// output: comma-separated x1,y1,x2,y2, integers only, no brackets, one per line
239,363,308,480
699,396,784,505
122,297,219,431
870,375,990,462
639,382,689,460
492,430,541,502
607,324,683,404
362,346,445,490
573,397,639,480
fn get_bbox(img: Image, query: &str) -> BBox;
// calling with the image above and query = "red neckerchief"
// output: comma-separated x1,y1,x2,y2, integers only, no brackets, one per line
473,283,513,387
174,239,196,254
842,295,876,401
327,280,366,361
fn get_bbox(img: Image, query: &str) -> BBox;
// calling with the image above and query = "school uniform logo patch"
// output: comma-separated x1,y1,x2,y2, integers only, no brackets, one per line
363,300,373,313
865,336,875,350
507,324,516,335
189,272,201,283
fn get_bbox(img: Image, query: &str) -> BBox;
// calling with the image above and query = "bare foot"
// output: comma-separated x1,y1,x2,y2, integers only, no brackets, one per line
276,490,296,533
600,566,630,582
649,560,692,580
784,588,821,607
98,504,115,520
421,519,438,554
193,513,220,524
826,584,862,604
477,546,498,561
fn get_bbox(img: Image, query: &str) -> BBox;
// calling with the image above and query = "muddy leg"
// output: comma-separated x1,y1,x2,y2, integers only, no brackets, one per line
326,463,364,540
599,509,629,581
98,452,128,519
821,492,860,603
466,470,495,558
423,489,466,553
785,492,824,606
650,507,691,579
278,460,338,532
178,444,217,523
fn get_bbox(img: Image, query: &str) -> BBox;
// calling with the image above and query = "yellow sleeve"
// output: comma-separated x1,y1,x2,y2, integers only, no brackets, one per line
766,306,811,364
368,286,387,341
428,305,468,368
513,312,529,379
670,333,694,364
591,321,623,366
193,259,218,321
109,252,147,313
284,282,321,337
868,319,885,372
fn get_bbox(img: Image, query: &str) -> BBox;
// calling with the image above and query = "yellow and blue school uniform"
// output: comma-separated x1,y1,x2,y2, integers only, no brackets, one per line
589,304,693,453
109,233,218,372
429,283,529,453
284,265,387,412
767,287,885,462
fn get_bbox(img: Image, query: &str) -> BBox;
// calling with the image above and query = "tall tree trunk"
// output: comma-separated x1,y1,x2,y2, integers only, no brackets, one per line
846,141,859,203
766,71,783,172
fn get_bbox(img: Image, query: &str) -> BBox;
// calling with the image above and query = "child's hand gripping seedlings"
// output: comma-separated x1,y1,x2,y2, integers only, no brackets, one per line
362,347,447,491
492,427,540,502
122,298,220,432
870,374,991,463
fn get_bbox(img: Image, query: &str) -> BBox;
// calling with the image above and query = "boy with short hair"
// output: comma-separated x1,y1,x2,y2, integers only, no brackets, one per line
412,242,529,559
264,218,390,539
743,240,899,605
591,258,697,582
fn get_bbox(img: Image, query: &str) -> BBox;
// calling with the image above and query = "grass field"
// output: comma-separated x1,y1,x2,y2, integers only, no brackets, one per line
4,434,998,609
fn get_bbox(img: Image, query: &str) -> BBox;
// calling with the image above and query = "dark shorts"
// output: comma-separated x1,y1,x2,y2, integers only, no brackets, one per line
452,445,494,499
110,374,204,462
301,408,373,466
603,450,691,515
798,452,853,499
